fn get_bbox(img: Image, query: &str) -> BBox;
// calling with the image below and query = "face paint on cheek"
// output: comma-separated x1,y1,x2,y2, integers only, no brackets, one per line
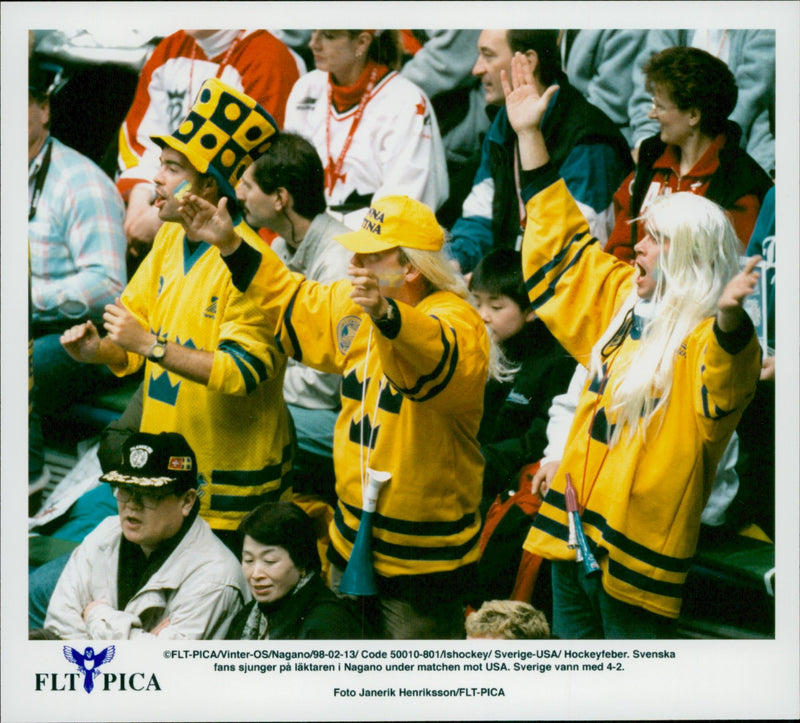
173,180,192,200
375,270,406,288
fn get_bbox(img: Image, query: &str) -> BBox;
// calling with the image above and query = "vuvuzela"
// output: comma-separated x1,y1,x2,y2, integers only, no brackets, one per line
338,469,391,596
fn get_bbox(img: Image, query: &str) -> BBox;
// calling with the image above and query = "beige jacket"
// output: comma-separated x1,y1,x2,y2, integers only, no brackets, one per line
45,514,248,640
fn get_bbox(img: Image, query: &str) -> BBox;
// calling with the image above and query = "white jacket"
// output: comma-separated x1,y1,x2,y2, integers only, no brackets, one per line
284,69,448,229
45,513,248,640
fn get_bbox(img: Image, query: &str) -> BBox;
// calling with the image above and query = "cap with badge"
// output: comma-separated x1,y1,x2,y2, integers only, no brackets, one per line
333,195,444,254
151,77,279,201
100,432,198,494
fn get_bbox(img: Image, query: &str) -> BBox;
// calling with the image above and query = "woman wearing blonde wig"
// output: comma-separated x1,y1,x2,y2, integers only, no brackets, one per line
504,53,762,639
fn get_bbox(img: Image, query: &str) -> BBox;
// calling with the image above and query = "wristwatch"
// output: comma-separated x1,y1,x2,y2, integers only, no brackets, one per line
147,337,167,363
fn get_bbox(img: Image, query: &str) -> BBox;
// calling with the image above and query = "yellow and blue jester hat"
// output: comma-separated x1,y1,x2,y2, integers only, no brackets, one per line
151,77,278,201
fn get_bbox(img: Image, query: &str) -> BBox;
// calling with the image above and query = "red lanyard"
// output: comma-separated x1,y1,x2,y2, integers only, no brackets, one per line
187,30,245,103
324,66,378,196
577,339,631,514
578,378,612,515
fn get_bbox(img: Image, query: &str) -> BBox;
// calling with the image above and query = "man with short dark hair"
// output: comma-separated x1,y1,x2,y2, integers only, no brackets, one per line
447,29,633,273
41,432,248,639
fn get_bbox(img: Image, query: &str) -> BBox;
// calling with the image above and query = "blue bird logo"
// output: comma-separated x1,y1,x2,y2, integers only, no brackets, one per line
63,645,115,694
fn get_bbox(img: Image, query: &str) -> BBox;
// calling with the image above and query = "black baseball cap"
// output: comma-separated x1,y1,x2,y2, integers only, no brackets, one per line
100,432,198,494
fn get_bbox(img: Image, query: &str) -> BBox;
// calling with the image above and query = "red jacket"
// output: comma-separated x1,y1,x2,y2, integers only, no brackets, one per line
605,129,768,262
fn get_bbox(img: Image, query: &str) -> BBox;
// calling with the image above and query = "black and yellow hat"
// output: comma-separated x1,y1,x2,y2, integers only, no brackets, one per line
151,78,278,199
100,432,198,493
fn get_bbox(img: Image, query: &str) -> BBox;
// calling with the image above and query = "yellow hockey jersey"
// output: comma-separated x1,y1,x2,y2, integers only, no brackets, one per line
520,167,761,618
222,239,489,587
116,222,292,531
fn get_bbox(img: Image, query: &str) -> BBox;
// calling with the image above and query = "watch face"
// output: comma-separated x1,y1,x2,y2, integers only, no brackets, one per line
151,342,166,359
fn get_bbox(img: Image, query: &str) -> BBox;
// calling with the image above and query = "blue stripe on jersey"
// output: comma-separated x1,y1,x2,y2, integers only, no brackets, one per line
606,558,684,600
217,340,267,392
531,509,571,544
412,332,459,403
210,488,284,512
212,443,292,487
525,234,598,311
536,489,693,574
335,507,481,562
387,321,451,397
282,282,305,363
337,499,477,538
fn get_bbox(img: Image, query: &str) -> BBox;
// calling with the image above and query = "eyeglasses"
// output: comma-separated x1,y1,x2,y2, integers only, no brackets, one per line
649,97,677,114
111,484,175,510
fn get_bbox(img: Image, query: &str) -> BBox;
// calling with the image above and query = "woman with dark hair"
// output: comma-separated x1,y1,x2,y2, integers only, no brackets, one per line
283,30,448,230
605,46,772,262
226,502,363,639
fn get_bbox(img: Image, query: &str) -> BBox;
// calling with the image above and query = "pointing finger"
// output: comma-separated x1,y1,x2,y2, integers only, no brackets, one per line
742,255,762,275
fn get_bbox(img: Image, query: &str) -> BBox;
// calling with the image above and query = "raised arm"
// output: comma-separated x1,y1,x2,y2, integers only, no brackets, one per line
501,53,559,170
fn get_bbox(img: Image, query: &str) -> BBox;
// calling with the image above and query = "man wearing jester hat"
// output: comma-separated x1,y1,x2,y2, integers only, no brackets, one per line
61,79,294,549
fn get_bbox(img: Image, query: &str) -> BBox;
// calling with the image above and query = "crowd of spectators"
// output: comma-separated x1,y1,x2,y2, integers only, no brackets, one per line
28,27,776,641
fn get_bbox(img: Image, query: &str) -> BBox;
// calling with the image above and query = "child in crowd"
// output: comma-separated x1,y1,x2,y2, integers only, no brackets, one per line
467,249,573,625
469,249,574,507
465,599,551,639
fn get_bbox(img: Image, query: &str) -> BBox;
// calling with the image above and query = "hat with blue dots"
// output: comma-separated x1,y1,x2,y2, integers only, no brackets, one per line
151,78,278,199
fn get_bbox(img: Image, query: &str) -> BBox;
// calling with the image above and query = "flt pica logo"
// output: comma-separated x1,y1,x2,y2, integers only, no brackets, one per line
64,645,115,693
35,646,161,694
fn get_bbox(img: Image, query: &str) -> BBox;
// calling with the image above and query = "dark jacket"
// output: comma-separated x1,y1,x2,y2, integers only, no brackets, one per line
478,320,574,499
628,121,773,244
226,571,364,640
491,76,632,251
449,75,632,272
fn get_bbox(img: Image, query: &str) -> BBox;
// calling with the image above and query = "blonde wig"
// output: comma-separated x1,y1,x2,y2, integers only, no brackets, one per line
398,245,470,301
399,244,512,382
590,192,742,445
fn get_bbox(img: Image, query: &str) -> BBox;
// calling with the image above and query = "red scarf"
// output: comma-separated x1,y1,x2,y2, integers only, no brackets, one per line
329,60,390,113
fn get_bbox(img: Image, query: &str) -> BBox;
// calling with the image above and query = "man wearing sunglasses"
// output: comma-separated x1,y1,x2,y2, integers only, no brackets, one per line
37,432,248,640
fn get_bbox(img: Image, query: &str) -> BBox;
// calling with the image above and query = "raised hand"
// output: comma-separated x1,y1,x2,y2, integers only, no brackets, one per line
103,298,151,355
348,263,389,320
501,52,559,137
178,193,240,254
717,255,761,332
60,320,101,363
